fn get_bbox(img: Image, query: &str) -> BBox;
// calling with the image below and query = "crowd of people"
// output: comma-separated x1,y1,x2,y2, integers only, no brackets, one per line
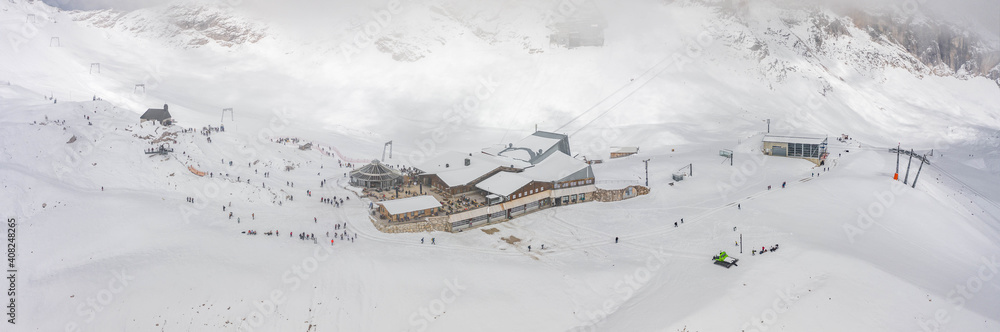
273,137,300,144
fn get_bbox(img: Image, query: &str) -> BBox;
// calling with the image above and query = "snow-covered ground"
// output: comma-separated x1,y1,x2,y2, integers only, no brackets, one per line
1,0,999,331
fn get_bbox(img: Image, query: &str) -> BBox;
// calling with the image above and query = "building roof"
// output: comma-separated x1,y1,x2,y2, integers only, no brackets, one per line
484,131,571,164
517,134,562,156
416,151,529,187
475,172,533,197
521,152,592,182
140,107,171,121
350,159,402,182
418,131,583,189
378,195,442,215
763,134,828,145
611,146,639,154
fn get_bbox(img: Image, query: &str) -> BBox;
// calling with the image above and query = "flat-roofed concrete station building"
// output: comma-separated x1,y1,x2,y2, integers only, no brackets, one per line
762,134,829,166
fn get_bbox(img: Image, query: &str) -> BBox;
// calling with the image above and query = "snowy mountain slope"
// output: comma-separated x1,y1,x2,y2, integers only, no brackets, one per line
1,85,997,331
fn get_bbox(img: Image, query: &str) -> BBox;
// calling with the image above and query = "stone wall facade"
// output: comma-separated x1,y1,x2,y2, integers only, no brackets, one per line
370,216,451,234
368,186,650,234
594,185,650,202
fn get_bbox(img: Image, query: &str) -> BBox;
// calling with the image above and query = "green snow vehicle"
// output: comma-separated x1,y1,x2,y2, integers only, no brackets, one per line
713,250,739,268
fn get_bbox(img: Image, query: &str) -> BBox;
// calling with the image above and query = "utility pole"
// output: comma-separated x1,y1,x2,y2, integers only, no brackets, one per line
766,119,770,133
895,143,900,180
642,159,650,187
912,155,926,188
903,149,914,185
740,234,743,254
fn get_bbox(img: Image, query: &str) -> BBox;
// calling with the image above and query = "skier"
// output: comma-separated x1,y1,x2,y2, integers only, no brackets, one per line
528,245,531,252
431,238,435,245
421,238,424,244
615,237,619,243
782,181,786,188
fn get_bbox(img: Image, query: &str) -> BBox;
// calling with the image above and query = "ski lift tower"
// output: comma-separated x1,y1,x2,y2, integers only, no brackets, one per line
720,149,733,166
672,163,693,182
382,141,393,161
90,63,100,74
221,108,234,122
134,84,145,94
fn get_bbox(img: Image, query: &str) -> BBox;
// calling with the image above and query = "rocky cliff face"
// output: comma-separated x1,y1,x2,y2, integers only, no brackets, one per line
71,3,268,48
846,10,1000,80
709,0,998,87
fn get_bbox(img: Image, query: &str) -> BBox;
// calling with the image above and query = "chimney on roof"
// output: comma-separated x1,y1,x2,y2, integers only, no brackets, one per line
163,104,168,111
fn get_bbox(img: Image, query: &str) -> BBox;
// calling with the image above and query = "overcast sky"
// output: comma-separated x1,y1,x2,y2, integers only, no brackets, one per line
43,0,998,40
